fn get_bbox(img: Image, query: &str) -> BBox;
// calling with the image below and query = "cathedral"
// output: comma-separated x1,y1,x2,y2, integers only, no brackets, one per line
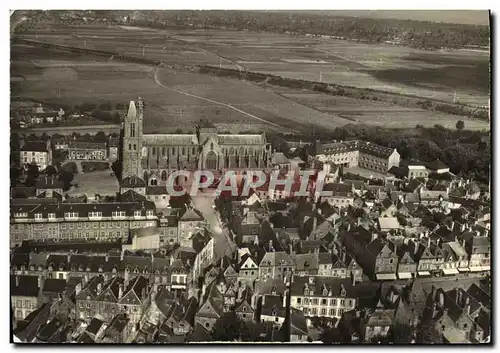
121,97,273,185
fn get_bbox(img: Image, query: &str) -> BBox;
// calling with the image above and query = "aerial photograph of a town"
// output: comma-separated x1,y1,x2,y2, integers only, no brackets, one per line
9,9,491,344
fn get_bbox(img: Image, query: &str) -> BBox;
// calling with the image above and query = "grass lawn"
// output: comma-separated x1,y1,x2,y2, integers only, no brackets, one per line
68,169,119,197
81,161,110,172
61,161,78,173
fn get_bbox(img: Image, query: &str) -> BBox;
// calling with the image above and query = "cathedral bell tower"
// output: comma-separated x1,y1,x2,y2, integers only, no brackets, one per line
122,96,144,179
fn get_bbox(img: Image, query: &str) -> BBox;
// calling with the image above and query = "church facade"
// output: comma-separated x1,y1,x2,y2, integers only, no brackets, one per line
121,98,273,185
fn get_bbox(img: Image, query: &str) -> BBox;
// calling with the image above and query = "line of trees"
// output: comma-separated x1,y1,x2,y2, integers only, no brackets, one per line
123,11,490,50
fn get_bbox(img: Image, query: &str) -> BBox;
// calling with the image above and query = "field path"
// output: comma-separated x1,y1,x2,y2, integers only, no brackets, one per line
312,47,377,69
153,67,298,133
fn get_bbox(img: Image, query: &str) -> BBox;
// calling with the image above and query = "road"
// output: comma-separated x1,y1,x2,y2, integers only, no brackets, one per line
191,191,237,261
153,67,298,133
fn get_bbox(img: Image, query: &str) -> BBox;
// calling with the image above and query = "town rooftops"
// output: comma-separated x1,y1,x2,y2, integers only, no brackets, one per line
146,186,168,195
36,176,63,189
179,208,203,222
11,201,156,219
317,140,396,158
11,275,39,297
271,152,290,165
120,176,147,188
290,277,355,298
425,159,450,171
108,138,120,147
21,141,48,152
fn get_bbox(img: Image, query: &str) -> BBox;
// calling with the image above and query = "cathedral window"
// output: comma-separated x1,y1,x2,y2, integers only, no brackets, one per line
182,147,185,155
192,147,196,155
129,144,132,150
130,123,135,138
211,143,214,150
162,147,166,156
133,144,136,150
172,148,175,155
152,147,156,156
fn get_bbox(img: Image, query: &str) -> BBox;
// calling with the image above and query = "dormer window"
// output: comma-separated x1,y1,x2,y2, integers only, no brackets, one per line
86,267,91,272
112,211,126,218
341,289,346,297
88,212,102,218
134,211,141,217
112,267,117,273
48,213,56,220
146,210,154,217
272,309,277,316
34,213,42,220
98,267,103,273
134,268,139,274
30,265,35,271
304,288,310,296
64,212,78,219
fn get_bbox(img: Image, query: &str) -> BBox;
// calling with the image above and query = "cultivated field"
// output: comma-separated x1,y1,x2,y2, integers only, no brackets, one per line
272,87,490,130
11,43,347,134
11,24,490,132
16,24,490,108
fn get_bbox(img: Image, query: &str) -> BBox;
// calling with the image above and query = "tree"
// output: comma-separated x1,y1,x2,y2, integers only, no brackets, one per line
392,324,413,344
45,165,58,176
25,163,40,187
455,120,465,131
94,131,107,142
10,166,21,186
415,321,442,344
58,170,74,191
319,327,343,344
210,311,245,342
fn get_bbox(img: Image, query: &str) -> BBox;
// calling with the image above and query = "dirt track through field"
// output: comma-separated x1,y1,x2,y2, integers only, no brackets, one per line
152,67,298,133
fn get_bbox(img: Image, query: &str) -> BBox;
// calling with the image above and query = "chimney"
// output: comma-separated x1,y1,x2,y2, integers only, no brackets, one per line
97,282,102,294
312,215,318,231
67,253,71,264
347,223,351,232
414,242,419,255
461,223,466,232
118,284,124,299
342,250,346,263
269,240,273,252
352,274,356,286
262,295,266,306
427,238,431,248
461,239,466,248
120,250,124,261
15,275,19,287
105,254,109,263
450,221,455,231
289,243,293,255
465,304,471,316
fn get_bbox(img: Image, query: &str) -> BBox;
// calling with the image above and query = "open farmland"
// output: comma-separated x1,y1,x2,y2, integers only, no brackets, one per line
11,43,350,134
272,87,490,130
16,24,490,109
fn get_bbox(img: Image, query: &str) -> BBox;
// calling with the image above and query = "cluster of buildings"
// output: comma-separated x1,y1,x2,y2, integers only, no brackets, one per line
10,98,490,344
19,135,120,171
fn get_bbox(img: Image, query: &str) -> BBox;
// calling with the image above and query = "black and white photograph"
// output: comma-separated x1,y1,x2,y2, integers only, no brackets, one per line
9,9,491,344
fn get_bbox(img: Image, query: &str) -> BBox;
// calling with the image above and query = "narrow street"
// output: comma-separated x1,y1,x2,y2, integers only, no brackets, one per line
191,191,237,260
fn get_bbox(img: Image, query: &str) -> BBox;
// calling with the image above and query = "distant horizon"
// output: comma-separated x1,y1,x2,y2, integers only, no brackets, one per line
263,10,490,26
